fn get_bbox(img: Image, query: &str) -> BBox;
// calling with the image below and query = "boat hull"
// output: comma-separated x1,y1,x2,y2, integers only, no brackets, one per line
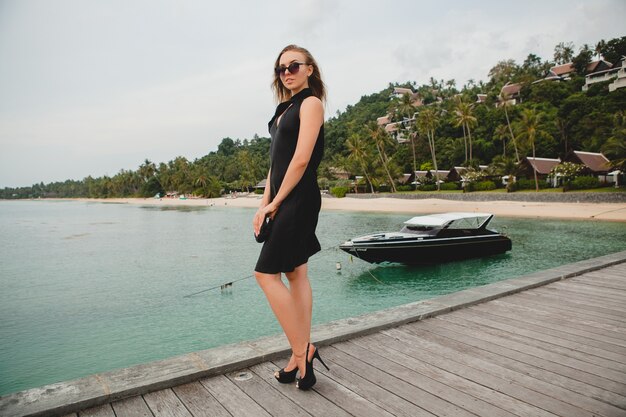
340,234,512,264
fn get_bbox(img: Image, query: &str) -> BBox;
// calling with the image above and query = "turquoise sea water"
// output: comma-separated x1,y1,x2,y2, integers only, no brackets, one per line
1,199,625,395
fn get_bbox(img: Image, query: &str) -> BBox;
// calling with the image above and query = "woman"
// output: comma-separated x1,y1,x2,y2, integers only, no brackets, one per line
253,44,328,391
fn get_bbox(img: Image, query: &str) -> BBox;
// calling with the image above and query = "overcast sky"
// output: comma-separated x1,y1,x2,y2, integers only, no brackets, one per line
1,0,624,187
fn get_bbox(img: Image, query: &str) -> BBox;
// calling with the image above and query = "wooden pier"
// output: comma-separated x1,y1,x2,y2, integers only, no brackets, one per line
2,252,625,417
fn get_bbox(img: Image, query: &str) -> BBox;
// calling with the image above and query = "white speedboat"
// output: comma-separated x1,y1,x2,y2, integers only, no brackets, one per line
339,212,512,264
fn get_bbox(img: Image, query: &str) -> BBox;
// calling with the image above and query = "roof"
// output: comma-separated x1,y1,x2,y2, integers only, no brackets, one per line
377,115,391,125
393,87,414,95
550,60,613,77
398,173,412,184
524,157,561,175
384,123,398,132
550,63,574,76
430,170,450,176
500,82,522,96
587,59,613,74
571,151,611,172
476,94,487,103
404,212,493,227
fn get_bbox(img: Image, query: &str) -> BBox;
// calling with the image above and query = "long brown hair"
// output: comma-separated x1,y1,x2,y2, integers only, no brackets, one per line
272,44,326,103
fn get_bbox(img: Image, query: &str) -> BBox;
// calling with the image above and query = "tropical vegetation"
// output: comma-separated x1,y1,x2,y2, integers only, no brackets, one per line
2,36,625,199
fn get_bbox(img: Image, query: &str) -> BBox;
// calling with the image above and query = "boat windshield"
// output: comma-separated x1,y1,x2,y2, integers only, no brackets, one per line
444,216,489,229
400,225,437,234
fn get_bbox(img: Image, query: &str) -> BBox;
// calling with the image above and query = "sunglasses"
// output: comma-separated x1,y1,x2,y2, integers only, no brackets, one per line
274,62,309,76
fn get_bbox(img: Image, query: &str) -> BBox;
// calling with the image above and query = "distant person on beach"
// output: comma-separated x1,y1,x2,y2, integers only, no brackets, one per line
253,44,328,390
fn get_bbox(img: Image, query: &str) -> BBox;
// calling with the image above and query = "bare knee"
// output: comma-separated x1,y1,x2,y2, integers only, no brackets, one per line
285,264,308,282
255,271,280,288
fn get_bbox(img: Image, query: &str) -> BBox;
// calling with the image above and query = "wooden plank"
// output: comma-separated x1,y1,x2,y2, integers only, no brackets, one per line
532,282,626,308
436,314,626,395
451,309,626,383
485,299,626,363
543,285,626,311
531,288,626,318
385,326,603,417
413,319,626,416
570,278,626,292
172,381,231,417
486,295,626,340
111,395,154,417
569,278,626,291
321,344,476,417
496,296,626,334
334,339,518,417
512,291,626,325
572,272,626,285
552,281,626,299
143,389,193,417
538,283,626,306
225,368,311,417
311,348,437,417
418,317,626,409
261,361,392,417
366,331,558,417
469,303,626,370
254,359,357,417
200,374,272,417
79,404,116,417
464,305,626,360
471,299,626,351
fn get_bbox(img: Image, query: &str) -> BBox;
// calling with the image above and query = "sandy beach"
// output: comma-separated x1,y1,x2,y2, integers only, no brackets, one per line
67,195,626,222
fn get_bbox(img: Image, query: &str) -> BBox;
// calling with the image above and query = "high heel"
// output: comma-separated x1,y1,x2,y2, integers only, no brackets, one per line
274,366,298,383
296,343,329,391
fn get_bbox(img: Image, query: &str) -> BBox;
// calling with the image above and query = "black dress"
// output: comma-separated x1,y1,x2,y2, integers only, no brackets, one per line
255,88,324,274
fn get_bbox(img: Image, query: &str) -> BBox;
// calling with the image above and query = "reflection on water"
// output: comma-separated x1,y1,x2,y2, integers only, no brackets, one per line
0,200,624,395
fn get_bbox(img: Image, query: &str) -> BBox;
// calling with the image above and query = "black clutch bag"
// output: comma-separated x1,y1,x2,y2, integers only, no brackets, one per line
255,216,273,243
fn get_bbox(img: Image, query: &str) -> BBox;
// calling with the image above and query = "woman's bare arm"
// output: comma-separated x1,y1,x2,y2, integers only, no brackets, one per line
263,97,323,214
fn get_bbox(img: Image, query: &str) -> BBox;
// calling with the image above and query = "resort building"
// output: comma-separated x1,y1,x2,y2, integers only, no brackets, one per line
376,115,391,125
254,179,266,190
476,94,487,104
328,167,350,180
497,82,522,107
582,58,623,91
391,87,423,107
519,157,561,187
564,150,612,181
447,166,487,182
609,57,626,92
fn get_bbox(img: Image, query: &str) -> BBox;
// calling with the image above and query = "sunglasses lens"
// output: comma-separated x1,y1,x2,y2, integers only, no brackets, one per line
288,63,301,74
275,63,305,76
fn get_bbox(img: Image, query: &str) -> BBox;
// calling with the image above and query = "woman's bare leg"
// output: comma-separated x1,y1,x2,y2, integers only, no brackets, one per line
255,263,314,377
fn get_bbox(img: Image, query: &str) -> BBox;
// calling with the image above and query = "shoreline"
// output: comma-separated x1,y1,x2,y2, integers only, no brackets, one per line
27,195,626,221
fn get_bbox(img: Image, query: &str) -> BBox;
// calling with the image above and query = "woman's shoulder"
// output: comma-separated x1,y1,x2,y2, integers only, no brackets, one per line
300,95,323,114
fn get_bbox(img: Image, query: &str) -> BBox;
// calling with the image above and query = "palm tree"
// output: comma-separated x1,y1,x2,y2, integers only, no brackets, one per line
499,90,520,162
494,124,509,157
367,122,397,192
488,155,519,190
397,93,416,120
417,108,441,191
516,108,545,191
453,98,477,163
602,111,626,170
346,134,375,193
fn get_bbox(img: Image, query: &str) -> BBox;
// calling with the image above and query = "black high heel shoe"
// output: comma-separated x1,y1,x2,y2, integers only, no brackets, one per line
296,343,329,391
274,365,298,383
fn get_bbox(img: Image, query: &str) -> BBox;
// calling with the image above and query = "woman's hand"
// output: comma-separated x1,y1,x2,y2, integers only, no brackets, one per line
253,201,280,236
